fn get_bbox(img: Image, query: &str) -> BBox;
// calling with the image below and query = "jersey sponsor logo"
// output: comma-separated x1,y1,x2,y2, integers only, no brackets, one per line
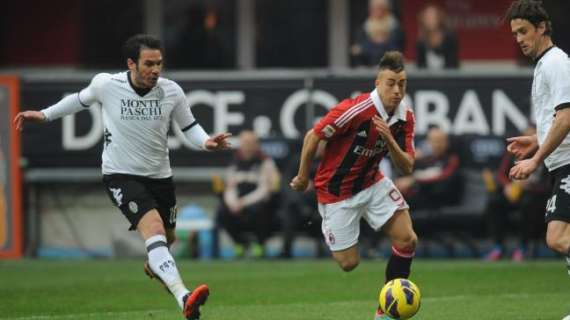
353,144,384,157
357,130,367,138
110,187,123,206
322,125,336,138
155,87,165,100
560,176,570,195
128,201,138,214
120,99,163,121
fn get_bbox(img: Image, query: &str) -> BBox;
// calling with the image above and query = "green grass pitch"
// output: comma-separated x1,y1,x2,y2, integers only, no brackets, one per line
1,259,568,319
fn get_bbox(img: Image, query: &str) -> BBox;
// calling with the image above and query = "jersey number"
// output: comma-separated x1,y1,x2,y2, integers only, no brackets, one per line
546,195,557,213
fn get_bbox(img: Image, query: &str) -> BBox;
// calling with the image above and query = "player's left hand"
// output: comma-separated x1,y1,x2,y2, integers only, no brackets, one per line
509,157,539,180
205,133,232,150
372,115,392,141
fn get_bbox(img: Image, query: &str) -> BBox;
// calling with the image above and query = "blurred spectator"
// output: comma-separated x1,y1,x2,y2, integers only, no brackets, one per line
168,5,233,69
396,127,462,210
216,131,280,258
482,127,550,262
351,0,404,67
416,4,459,70
278,142,326,259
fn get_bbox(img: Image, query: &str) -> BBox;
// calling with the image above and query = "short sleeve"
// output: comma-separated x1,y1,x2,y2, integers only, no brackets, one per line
78,73,110,106
170,83,197,129
547,56,570,110
313,99,356,140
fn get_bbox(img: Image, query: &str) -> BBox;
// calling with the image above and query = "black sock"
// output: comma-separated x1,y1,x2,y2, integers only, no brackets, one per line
385,246,414,282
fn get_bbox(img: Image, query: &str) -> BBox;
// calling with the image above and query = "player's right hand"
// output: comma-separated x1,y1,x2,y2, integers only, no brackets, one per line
506,135,538,160
13,110,46,131
290,175,309,192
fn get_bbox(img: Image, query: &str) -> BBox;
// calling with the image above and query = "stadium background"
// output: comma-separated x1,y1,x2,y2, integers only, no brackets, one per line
3,0,570,258
2,1,570,319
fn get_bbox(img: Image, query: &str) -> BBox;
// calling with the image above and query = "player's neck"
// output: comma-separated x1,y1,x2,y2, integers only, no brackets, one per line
534,37,554,62
127,71,152,97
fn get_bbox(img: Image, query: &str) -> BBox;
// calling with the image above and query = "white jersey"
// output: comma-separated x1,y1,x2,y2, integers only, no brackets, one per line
42,72,209,178
532,47,570,171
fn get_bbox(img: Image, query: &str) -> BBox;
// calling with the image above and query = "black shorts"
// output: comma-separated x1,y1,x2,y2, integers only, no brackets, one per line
102,174,177,230
545,164,570,224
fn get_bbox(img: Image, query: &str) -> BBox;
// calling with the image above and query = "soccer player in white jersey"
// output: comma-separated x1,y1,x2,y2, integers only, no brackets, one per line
505,1,570,275
14,34,230,320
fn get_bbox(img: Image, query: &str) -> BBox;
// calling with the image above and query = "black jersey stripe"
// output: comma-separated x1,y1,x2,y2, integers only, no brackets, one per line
77,93,89,108
328,121,371,196
181,121,198,132
351,152,381,195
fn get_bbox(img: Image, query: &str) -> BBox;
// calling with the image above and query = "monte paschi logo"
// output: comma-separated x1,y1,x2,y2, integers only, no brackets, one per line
120,99,163,121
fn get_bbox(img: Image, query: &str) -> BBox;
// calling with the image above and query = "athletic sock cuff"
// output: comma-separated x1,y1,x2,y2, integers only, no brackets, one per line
392,246,415,258
145,234,168,252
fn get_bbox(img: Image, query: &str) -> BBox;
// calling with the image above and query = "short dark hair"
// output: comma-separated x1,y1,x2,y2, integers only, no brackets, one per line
505,0,552,36
122,34,163,64
378,51,405,73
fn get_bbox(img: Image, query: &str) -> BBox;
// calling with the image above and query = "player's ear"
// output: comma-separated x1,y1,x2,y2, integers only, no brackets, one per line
127,58,136,71
537,21,546,36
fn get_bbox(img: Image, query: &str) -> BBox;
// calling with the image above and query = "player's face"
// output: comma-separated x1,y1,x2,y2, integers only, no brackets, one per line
376,70,407,112
510,18,545,59
128,49,163,88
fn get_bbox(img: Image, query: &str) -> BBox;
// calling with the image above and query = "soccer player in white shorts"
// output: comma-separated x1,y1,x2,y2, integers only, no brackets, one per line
291,51,418,320
14,34,231,320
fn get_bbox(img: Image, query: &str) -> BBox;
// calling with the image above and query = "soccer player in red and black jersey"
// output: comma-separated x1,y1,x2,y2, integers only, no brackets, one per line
291,51,418,320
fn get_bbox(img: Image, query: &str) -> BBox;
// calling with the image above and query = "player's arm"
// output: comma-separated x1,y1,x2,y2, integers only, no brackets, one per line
510,59,570,179
172,86,231,151
531,107,570,164
511,107,570,180
373,115,414,175
290,129,321,192
14,73,104,130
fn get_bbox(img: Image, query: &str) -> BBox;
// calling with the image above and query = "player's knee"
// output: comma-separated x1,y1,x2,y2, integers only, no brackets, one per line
146,219,166,236
338,257,360,272
546,233,566,254
396,232,418,252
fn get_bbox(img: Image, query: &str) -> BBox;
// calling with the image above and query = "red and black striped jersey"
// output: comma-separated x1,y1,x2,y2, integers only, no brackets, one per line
312,89,415,204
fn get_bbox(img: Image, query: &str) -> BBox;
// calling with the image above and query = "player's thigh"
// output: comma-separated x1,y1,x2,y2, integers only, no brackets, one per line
318,200,364,252
383,209,417,249
546,220,570,245
102,174,160,231
364,178,409,232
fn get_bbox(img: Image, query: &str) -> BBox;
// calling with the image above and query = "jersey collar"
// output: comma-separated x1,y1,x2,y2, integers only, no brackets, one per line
370,88,407,126
534,45,555,64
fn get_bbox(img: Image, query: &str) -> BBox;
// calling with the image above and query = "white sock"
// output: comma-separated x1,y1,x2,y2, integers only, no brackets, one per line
145,234,190,309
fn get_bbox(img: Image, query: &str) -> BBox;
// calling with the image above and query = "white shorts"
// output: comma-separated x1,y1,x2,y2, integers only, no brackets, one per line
318,177,408,251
